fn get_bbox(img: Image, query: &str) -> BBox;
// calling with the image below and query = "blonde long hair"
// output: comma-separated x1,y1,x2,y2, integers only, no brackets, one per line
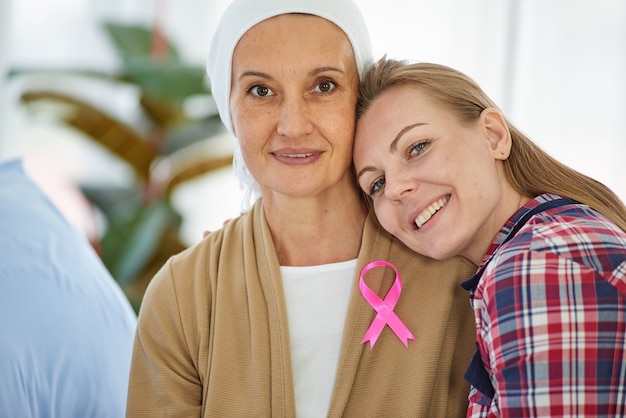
357,57,626,232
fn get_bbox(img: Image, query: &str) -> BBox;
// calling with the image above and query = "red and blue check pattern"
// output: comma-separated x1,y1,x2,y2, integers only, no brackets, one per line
466,194,626,417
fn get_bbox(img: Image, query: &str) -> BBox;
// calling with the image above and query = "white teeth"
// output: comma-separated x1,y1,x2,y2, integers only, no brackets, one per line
414,196,449,229
277,153,311,158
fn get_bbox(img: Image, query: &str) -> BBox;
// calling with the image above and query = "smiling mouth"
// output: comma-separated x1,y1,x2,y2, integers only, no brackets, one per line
275,153,313,158
414,195,450,229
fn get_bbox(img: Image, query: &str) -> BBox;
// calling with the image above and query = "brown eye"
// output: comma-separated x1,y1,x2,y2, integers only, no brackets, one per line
314,80,336,94
250,85,273,97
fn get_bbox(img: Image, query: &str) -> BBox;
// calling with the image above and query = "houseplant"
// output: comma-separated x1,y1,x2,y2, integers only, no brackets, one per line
17,22,231,311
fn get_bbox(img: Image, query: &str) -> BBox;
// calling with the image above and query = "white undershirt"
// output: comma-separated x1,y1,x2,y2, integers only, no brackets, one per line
280,259,357,418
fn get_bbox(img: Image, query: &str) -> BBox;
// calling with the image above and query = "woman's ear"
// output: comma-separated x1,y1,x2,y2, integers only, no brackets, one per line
481,108,511,160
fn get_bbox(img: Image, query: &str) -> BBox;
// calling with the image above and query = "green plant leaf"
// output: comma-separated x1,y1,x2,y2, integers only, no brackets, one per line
101,199,180,285
103,22,180,62
123,60,209,104
14,19,231,308
103,21,209,104
163,115,225,155
81,184,144,220
20,91,157,179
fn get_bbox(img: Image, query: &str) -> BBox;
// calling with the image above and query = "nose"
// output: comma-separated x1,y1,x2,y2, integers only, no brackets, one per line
276,96,314,138
385,168,417,202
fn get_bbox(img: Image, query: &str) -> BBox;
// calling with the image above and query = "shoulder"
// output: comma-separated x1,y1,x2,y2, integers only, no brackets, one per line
363,211,476,283
536,202,624,239
142,208,258,312
481,207,626,304
0,158,135,314
498,203,626,266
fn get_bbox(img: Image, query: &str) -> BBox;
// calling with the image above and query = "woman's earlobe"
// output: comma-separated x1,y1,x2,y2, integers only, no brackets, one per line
482,108,511,159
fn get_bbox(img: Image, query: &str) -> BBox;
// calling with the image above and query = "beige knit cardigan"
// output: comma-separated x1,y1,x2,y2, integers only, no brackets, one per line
126,200,477,417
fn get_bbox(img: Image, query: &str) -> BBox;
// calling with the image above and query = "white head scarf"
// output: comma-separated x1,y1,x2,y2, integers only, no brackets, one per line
206,0,374,211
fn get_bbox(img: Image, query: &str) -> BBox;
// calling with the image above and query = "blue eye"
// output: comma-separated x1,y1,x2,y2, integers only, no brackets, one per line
249,85,274,97
313,80,336,94
369,177,385,196
409,141,429,156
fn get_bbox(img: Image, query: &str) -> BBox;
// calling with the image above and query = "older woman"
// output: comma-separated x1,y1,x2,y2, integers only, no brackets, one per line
126,2,476,417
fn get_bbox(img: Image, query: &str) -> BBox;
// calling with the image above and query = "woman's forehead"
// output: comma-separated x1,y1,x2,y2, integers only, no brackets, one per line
236,14,349,54
232,14,355,73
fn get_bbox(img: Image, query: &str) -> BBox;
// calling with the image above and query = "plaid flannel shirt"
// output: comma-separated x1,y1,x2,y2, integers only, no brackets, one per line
464,194,626,417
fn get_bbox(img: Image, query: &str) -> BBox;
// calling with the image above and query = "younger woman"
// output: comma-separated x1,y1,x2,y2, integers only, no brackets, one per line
353,58,626,417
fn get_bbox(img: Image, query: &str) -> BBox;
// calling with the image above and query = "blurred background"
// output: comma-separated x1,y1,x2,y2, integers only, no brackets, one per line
1,0,624,309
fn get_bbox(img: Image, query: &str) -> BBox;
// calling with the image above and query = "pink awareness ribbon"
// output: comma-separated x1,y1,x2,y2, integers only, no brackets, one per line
360,260,415,349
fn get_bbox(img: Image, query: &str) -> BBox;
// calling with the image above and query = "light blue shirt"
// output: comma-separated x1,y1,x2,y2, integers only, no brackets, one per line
0,159,137,418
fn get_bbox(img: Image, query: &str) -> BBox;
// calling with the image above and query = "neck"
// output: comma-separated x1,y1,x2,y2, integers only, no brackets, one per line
262,182,368,266
467,186,533,266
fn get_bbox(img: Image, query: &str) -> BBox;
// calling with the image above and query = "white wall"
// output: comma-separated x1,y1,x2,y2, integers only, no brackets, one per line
511,0,626,199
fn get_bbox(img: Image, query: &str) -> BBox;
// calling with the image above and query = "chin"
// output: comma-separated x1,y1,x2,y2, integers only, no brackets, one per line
404,241,452,261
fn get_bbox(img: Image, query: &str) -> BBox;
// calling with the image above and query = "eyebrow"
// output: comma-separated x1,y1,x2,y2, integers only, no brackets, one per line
388,122,427,153
356,122,427,182
238,71,273,82
237,66,345,82
311,66,345,76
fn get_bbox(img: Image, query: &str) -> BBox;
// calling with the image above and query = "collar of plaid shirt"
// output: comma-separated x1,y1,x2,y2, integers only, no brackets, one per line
460,196,578,400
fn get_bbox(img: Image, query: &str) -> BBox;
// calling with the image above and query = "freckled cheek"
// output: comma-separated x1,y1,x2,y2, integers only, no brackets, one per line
232,122,272,160
435,153,470,191
232,104,275,140
336,120,358,153
317,110,355,158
